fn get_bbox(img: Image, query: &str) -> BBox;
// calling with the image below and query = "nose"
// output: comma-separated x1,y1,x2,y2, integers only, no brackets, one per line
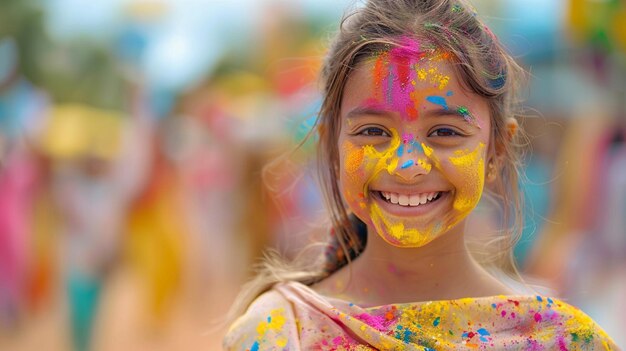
391,139,431,181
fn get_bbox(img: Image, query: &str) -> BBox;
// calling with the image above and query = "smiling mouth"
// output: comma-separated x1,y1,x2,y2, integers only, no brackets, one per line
374,191,443,207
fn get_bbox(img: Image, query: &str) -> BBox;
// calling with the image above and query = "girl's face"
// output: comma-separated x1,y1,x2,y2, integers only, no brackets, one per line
338,44,492,248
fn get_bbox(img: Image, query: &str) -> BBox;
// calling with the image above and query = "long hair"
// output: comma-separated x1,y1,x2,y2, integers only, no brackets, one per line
229,0,527,319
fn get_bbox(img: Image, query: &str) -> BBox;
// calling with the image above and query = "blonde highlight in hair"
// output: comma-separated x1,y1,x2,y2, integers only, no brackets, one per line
227,0,528,321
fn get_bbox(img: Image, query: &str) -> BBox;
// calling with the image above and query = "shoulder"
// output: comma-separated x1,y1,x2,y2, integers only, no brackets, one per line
223,288,299,351
533,296,620,350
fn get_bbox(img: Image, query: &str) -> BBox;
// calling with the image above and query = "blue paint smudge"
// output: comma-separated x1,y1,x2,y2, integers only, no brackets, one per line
433,316,440,326
536,296,543,302
480,336,489,342
446,90,453,96
413,141,424,153
403,328,414,343
477,328,490,336
267,316,271,323
426,95,449,110
397,144,404,157
400,160,414,169
250,341,260,351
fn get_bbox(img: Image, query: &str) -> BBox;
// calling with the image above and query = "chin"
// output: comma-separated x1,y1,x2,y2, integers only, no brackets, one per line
370,212,445,248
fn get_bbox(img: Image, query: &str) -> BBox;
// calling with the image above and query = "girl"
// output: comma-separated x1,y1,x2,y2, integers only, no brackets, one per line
224,0,620,349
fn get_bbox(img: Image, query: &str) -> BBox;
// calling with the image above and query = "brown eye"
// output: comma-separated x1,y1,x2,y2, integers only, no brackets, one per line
428,128,461,137
359,127,390,137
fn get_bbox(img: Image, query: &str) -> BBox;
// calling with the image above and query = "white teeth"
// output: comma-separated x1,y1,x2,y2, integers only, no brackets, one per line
390,193,399,204
398,194,409,206
419,193,428,205
379,191,441,207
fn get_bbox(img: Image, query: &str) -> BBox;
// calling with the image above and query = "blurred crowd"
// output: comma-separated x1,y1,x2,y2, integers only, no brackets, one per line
0,0,625,350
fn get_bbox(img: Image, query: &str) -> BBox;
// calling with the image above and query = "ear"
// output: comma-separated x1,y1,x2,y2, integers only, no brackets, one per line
493,117,518,156
505,117,518,141
487,117,518,184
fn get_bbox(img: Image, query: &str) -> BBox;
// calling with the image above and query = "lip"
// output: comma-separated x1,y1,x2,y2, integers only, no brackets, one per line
370,189,449,217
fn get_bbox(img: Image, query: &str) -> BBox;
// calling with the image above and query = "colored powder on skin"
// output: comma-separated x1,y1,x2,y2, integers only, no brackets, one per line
389,51,418,121
421,143,440,169
250,341,259,351
447,142,485,213
412,140,424,153
389,36,423,59
417,159,432,172
370,202,437,246
433,317,441,327
344,142,365,174
446,90,453,96
373,53,388,102
371,41,453,122
362,129,401,176
401,133,414,144
397,144,404,157
400,160,414,169
386,70,395,105
426,95,449,110
457,106,482,129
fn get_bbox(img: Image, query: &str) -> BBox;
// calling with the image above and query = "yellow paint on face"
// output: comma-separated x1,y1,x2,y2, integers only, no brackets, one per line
341,131,401,211
414,65,450,90
448,142,485,214
361,129,401,177
371,202,438,246
365,142,486,247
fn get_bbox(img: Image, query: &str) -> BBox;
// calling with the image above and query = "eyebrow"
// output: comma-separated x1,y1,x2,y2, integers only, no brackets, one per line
425,105,481,128
345,106,394,119
346,104,482,128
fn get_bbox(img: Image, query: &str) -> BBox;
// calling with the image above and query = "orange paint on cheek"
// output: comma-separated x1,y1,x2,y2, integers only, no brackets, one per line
346,144,365,174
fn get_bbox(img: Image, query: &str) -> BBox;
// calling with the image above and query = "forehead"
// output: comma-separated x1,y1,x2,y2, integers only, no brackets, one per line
342,53,462,107
340,49,491,132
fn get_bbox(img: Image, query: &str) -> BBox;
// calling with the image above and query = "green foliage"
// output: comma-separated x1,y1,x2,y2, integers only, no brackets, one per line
0,0,127,110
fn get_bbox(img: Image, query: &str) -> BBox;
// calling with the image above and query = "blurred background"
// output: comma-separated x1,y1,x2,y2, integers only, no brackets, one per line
0,0,624,350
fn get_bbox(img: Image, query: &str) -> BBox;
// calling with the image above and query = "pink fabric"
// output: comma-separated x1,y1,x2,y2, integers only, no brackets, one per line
0,152,37,306
224,281,620,350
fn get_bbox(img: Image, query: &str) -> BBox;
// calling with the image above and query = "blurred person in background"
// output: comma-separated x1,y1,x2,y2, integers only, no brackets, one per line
522,0,626,344
0,36,50,332
40,95,152,351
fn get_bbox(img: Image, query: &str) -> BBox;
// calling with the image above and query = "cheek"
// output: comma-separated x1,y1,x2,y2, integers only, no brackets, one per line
446,142,486,212
340,141,367,207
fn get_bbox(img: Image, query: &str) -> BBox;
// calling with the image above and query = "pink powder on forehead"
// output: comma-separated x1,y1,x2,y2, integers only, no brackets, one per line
369,36,433,122
388,36,425,60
